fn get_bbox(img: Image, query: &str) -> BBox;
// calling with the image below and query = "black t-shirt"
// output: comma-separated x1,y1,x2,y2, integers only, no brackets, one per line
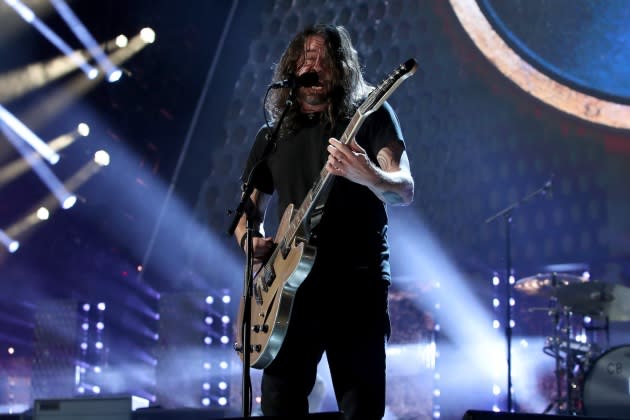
241,102,404,282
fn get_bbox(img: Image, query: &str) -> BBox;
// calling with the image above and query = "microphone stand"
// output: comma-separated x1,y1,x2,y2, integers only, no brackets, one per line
226,86,296,417
485,176,553,413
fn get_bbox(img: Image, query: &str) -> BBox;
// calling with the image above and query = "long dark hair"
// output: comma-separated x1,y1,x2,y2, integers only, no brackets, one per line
267,24,372,137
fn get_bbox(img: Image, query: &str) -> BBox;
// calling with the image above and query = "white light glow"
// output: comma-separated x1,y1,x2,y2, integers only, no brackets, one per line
140,27,156,44
97,302,106,310
94,150,110,166
218,381,227,390
218,397,227,406
62,195,77,209
8,241,19,253
222,295,231,304
77,123,90,136
221,315,230,324
205,296,214,304
108,69,122,83
37,207,50,220
115,34,128,48
0,229,19,253
201,397,210,406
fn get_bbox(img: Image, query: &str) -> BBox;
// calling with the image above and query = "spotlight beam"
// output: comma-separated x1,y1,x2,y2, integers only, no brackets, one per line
0,228,19,253
0,104,59,164
3,0,98,79
0,122,75,209
49,0,122,82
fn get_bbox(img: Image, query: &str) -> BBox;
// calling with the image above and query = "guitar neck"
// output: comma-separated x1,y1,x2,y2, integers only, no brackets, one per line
282,112,366,244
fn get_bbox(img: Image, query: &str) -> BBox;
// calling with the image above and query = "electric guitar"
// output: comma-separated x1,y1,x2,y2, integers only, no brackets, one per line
236,58,418,368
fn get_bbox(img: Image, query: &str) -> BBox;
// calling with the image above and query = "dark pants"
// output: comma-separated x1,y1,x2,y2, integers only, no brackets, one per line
261,263,390,420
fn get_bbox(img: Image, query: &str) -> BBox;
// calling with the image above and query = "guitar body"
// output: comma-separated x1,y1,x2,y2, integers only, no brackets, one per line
236,204,317,368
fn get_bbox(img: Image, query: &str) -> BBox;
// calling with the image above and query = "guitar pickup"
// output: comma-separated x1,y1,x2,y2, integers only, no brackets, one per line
263,265,276,287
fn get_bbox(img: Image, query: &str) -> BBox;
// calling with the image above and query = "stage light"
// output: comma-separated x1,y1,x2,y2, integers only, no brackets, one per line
204,337,212,345
77,123,90,137
8,240,19,253
140,27,156,44
221,315,229,324
217,397,227,406
36,207,50,220
93,150,110,166
50,0,122,83
62,195,77,209
203,362,210,370
108,69,122,83
222,295,231,304
97,302,106,311
8,347,15,355
205,296,214,304
96,322,104,330
4,0,98,80
81,323,89,331
218,382,227,390
0,229,19,253
201,398,210,406
0,105,59,164
115,34,128,48
83,304,90,312
204,316,213,325
220,336,229,345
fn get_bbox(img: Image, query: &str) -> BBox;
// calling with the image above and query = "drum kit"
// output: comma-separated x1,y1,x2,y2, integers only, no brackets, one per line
514,273,630,418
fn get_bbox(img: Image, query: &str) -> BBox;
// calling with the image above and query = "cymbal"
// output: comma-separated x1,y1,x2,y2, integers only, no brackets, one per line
556,282,630,321
514,272,588,296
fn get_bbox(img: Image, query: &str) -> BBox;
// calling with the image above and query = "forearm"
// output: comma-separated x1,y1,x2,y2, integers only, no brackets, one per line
367,166,415,206
234,189,268,249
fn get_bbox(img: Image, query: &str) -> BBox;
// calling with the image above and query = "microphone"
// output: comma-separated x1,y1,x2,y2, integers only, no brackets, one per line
268,72,320,89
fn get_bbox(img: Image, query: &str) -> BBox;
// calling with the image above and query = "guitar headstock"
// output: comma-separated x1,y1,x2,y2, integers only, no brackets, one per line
358,58,418,117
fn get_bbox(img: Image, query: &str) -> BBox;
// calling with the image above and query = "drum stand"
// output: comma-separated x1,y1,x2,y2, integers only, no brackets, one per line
542,302,595,415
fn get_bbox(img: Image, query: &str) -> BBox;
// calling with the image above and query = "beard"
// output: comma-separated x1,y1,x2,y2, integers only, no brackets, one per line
298,85,330,108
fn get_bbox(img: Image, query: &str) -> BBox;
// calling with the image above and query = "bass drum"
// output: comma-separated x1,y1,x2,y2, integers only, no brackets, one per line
582,345,630,418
